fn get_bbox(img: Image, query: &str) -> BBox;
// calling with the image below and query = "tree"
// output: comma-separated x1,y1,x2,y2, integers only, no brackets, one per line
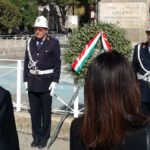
53,0,80,25
9,0,39,31
0,0,21,31
77,0,101,25
38,0,80,29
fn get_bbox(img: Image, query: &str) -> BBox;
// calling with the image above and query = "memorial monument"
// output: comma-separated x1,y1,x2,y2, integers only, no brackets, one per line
98,0,149,43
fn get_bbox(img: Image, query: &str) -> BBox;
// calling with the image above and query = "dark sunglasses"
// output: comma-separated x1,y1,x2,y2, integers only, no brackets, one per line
34,28,46,32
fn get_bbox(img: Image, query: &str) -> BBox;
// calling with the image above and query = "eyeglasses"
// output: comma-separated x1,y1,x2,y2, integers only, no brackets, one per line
34,28,46,32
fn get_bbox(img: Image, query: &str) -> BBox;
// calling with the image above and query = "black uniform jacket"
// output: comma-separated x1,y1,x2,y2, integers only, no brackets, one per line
132,42,150,75
70,117,150,150
0,86,20,150
23,35,61,92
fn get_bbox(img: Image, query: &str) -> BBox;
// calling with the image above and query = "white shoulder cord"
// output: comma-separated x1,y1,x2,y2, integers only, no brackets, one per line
137,44,150,79
27,38,37,69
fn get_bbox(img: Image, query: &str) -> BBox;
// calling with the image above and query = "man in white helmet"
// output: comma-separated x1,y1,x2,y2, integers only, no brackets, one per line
23,16,61,149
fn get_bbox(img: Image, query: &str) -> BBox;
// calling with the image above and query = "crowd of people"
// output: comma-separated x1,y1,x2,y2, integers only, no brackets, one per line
0,15,150,150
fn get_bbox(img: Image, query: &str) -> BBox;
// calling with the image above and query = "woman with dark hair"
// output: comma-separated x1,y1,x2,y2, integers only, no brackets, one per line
70,51,150,150
0,86,20,150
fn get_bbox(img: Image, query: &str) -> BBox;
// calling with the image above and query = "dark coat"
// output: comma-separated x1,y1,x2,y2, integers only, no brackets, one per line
0,86,20,150
70,117,150,150
132,42,150,75
132,42,150,103
23,35,61,92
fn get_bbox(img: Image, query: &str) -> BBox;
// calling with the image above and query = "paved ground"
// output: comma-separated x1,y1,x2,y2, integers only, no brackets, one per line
15,111,71,150
18,132,69,150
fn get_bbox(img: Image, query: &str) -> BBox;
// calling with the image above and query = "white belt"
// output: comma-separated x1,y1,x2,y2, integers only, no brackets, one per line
30,69,53,75
137,72,150,82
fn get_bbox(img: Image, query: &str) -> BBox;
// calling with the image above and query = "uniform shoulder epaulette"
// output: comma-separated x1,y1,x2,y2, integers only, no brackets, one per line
47,35,56,40
26,35,35,42
26,36,33,43
31,35,36,40
26,37,30,43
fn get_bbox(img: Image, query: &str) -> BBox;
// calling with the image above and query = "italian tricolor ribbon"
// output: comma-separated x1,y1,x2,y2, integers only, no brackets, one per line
72,32,112,73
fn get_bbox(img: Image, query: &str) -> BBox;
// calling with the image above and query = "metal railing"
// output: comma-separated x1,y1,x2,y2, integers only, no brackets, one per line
0,34,69,47
0,59,84,117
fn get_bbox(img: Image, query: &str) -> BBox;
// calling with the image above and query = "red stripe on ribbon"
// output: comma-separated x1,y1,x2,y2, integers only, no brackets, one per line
72,32,100,70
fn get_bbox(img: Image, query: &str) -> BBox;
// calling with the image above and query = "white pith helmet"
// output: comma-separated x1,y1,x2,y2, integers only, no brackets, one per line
33,16,48,29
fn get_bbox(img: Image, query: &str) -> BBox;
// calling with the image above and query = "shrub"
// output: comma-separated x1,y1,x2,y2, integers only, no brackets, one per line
64,22,132,80
0,0,21,30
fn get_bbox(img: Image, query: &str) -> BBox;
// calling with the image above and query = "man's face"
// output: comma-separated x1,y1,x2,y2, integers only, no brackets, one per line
147,32,150,42
34,27,48,39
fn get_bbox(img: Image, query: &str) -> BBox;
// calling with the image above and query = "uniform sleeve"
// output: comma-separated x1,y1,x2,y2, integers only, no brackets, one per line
23,40,30,82
53,40,61,82
132,45,138,74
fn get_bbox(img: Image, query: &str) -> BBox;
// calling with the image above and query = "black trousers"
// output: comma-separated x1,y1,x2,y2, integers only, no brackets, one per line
139,80,150,116
28,91,52,141
139,80,150,103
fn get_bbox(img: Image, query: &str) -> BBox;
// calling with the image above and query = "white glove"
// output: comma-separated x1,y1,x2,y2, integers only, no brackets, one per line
49,82,57,96
24,82,28,90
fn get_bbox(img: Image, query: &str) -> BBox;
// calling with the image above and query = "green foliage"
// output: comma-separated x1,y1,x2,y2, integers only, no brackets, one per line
0,0,21,29
9,0,38,27
48,0,80,25
48,0,79,5
64,23,132,80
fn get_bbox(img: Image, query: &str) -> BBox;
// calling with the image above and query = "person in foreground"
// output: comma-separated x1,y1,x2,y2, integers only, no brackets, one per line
0,86,20,150
70,51,150,150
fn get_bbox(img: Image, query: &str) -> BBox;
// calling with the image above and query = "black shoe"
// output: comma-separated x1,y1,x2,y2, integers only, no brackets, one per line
38,140,48,149
31,139,40,147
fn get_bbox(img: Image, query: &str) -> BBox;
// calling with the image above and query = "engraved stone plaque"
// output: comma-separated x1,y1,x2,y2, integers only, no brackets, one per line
99,2,149,42
99,2,148,28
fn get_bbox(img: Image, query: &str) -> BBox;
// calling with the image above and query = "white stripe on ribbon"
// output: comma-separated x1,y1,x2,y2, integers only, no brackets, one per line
74,32,101,72
102,33,109,51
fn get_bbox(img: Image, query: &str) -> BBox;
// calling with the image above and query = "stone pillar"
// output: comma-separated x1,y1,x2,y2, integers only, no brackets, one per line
98,0,149,43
